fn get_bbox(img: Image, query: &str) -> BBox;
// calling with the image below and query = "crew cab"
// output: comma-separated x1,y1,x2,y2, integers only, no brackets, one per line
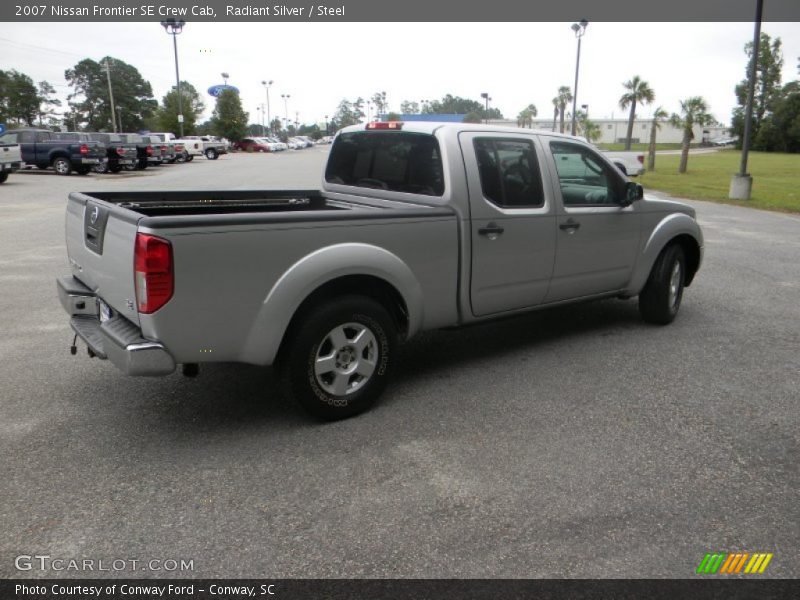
0,139,23,183
7,128,106,175
57,123,703,420
118,133,153,170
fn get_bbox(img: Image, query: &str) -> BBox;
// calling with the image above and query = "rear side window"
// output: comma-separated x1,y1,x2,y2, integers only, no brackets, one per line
473,138,544,208
326,132,445,196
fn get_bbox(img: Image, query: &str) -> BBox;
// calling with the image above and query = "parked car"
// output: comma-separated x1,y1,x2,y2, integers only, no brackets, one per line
592,146,645,176
118,133,153,170
0,137,24,183
57,122,703,420
7,128,106,175
168,134,227,160
265,137,288,151
234,138,272,152
78,133,138,173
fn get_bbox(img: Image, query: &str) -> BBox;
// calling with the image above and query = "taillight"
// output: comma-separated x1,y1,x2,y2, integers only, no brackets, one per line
116,147,126,156
145,145,153,156
637,155,644,164
366,121,403,130
134,233,173,314
79,144,90,155
175,144,184,152
160,145,167,155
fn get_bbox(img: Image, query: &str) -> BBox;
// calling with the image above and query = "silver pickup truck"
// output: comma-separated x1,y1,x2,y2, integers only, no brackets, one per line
57,122,703,420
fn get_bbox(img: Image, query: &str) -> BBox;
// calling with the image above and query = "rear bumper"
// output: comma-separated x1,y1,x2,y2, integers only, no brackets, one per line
2,161,22,171
57,276,175,377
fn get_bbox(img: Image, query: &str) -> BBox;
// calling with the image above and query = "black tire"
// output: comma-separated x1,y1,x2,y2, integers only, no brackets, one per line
0,171,8,184
205,148,219,160
176,152,187,163
52,156,72,176
279,295,397,421
186,155,194,162
75,167,91,175
92,162,109,174
108,164,123,173
639,244,686,325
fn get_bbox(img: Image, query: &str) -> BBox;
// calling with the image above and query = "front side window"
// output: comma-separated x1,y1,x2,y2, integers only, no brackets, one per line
326,131,444,196
474,138,544,208
549,141,625,206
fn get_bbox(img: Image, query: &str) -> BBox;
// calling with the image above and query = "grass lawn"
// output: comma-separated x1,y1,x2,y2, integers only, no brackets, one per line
638,149,800,214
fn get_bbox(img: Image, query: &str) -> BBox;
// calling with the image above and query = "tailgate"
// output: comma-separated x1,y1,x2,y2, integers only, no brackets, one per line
1,144,22,163
65,192,142,326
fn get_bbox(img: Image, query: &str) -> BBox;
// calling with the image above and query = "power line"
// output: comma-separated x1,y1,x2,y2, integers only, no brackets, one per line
0,36,86,59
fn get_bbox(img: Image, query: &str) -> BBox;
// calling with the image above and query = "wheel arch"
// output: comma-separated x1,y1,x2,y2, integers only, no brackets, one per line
240,243,423,366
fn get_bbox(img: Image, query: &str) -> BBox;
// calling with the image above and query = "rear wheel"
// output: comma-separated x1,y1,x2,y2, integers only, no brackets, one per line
52,156,72,176
0,171,8,184
92,163,109,174
205,148,219,160
279,295,397,421
639,244,686,325
75,167,91,175
185,155,194,162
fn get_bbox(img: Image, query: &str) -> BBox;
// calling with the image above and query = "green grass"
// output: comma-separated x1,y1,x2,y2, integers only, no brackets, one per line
639,149,800,213
597,142,689,151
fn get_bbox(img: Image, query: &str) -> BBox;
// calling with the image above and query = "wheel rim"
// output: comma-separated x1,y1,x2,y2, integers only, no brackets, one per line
668,261,682,309
55,160,68,174
314,322,378,396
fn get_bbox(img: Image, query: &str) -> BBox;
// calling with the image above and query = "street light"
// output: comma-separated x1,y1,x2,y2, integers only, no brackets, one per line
116,105,123,132
261,80,273,133
324,115,329,135
281,94,290,126
160,18,186,137
570,19,588,136
221,72,229,86
480,92,491,124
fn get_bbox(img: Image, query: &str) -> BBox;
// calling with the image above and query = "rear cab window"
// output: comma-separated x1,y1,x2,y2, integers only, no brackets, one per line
326,131,445,196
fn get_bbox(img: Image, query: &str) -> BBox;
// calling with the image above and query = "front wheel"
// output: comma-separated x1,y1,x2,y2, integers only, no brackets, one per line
639,244,686,325
279,295,397,421
205,148,218,160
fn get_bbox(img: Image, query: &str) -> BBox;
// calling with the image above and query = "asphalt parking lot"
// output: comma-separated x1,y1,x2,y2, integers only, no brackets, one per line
1,150,798,578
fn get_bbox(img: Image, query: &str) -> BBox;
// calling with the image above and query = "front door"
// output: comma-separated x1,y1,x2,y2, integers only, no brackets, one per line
460,132,557,317
543,139,641,302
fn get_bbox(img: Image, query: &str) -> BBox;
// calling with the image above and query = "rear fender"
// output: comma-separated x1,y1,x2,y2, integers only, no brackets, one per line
240,243,423,366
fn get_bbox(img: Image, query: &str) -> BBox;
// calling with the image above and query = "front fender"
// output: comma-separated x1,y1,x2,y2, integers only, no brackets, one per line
628,212,704,294
240,243,424,366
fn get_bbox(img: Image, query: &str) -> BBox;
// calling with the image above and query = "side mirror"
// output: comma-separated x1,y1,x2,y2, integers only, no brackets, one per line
621,182,644,206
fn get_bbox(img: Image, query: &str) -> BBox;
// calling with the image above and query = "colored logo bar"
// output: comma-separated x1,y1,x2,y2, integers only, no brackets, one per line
696,552,773,574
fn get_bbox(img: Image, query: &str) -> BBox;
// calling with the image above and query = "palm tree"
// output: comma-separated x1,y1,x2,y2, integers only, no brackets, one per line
556,86,573,133
517,103,538,128
551,97,559,131
619,76,655,150
646,106,669,171
670,97,715,173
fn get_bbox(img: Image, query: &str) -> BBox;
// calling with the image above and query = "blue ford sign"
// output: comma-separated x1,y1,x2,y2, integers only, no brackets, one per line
0,124,6,135
207,84,240,97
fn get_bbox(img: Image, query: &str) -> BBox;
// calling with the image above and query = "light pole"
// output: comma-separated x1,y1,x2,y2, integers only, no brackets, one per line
480,92,491,124
281,94,290,127
324,115,329,135
581,103,589,141
161,18,186,137
261,80,273,134
730,0,763,201
116,105,123,132
570,19,588,136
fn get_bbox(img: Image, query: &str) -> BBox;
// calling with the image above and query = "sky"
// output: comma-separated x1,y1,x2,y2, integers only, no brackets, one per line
1,21,799,128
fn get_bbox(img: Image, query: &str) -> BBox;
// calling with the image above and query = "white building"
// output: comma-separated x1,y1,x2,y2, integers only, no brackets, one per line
487,118,730,145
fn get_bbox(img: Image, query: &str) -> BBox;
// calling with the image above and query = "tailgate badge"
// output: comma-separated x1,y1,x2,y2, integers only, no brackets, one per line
90,206,100,225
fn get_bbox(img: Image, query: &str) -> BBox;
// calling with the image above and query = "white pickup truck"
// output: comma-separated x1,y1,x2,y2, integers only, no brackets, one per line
58,123,702,420
0,141,24,183
164,134,228,161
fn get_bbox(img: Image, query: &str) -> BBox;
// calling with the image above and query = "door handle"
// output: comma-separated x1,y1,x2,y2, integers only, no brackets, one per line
559,219,581,231
478,223,505,237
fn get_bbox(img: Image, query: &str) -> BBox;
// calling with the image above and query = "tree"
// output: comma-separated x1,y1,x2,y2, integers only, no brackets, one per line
670,97,715,173
371,91,388,116
423,94,503,119
400,100,420,114
330,98,365,130
37,81,61,126
462,112,482,123
551,97,559,131
517,103,538,128
65,57,156,131
556,86,572,133
646,106,670,171
210,89,248,141
619,76,655,150
0,69,40,125
732,33,783,147
575,110,601,142
269,118,283,134
155,81,205,135
752,82,800,152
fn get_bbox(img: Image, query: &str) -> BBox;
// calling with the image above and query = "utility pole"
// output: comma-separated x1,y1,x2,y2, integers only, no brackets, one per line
102,59,117,133
570,20,588,136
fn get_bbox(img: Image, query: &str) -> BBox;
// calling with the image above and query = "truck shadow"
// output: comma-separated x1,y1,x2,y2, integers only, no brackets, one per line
146,298,643,430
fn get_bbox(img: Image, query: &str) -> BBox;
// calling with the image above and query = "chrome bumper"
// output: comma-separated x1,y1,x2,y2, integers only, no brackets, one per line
57,276,175,377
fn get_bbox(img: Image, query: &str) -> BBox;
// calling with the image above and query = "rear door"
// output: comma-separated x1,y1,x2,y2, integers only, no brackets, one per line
460,132,557,316
65,195,142,326
543,138,641,302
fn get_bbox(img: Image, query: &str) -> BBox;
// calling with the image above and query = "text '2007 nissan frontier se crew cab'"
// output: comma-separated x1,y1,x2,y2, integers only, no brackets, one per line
58,122,703,420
